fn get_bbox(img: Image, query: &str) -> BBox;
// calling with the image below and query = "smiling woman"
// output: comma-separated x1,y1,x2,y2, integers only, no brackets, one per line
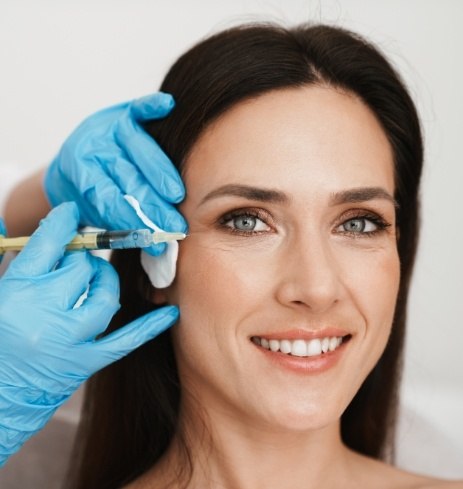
159,85,401,441
66,23,461,489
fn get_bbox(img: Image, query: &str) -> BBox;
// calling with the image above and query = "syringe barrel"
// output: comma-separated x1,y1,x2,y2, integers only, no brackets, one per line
96,229,153,249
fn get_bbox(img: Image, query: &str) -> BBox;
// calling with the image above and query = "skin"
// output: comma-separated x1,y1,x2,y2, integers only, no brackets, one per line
4,168,50,236
126,85,460,489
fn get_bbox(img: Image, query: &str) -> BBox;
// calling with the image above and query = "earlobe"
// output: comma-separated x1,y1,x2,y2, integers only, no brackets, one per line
139,273,173,306
150,287,171,306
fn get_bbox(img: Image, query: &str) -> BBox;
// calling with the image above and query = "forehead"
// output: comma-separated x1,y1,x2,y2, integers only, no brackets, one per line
184,86,395,201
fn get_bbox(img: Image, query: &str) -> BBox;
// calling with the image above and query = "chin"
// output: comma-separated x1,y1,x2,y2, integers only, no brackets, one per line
253,397,343,434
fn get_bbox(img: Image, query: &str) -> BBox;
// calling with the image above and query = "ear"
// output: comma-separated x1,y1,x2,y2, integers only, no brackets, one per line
150,287,171,306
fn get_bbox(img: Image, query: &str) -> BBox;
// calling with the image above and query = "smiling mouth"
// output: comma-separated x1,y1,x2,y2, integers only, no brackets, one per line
251,335,352,357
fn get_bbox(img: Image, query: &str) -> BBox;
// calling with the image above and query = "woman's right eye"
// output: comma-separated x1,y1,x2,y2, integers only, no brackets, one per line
220,210,271,234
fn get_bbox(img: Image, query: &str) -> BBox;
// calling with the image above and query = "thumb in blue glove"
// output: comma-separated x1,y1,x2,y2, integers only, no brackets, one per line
44,92,188,256
0,202,179,466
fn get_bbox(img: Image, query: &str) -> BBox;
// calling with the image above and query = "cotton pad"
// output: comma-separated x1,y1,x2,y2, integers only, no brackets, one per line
124,195,178,288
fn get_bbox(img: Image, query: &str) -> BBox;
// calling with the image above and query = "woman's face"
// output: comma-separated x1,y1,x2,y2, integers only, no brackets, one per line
162,86,400,432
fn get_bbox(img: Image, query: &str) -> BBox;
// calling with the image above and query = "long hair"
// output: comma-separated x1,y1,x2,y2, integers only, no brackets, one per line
67,23,423,488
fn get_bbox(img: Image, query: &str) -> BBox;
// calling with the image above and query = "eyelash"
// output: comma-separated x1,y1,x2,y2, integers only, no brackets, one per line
217,208,391,238
335,211,391,238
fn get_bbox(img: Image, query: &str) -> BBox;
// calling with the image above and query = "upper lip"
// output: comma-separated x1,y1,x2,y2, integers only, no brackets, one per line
251,328,351,341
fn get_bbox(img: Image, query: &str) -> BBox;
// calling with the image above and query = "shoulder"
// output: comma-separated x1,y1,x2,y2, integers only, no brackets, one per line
376,463,463,489
395,467,463,489
378,466,463,489
420,482,463,489
347,449,463,489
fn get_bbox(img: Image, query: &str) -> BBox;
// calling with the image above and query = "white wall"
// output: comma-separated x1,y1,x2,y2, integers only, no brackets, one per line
1,0,462,478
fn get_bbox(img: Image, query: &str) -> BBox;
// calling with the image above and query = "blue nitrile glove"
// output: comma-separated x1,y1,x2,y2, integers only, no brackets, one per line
0,218,5,263
0,202,179,466
44,92,187,256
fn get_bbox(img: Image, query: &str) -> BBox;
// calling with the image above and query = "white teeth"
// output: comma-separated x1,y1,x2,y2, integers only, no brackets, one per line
291,339,307,357
269,339,280,352
252,335,346,357
328,337,338,352
307,338,322,356
280,339,292,354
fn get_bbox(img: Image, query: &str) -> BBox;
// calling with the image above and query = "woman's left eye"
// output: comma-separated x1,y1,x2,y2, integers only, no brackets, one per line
221,211,271,234
336,216,386,235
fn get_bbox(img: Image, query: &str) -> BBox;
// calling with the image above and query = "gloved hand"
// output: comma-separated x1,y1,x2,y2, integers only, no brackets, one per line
44,92,187,255
0,202,179,466
0,218,5,263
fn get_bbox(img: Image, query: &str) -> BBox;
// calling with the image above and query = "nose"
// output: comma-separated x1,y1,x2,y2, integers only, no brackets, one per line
274,233,343,314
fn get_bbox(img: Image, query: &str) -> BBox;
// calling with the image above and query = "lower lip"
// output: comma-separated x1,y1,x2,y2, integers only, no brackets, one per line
252,339,349,374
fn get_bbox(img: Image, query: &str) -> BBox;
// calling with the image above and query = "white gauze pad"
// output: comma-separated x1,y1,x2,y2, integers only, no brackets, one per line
124,195,178,288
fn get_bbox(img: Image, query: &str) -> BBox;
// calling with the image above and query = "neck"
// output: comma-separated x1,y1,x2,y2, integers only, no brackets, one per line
145,401,358,489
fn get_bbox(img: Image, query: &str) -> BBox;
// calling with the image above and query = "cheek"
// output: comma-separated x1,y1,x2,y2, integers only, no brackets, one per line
334,246,400,396
344,246,400,344
168,238,277,392
366,251,400,319
168,237,273,347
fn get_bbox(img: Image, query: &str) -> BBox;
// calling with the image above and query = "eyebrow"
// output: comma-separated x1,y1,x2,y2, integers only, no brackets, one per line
200,184,288,205
199,183,398,208
330,187,399,209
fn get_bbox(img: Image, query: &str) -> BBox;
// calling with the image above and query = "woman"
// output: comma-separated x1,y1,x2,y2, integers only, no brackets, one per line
67,23,461,488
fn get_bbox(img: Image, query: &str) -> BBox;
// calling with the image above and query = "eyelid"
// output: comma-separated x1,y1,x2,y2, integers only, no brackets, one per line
336,207,392,224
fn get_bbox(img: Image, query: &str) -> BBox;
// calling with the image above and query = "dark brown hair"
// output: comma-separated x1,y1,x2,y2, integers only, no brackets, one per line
67,23,423,488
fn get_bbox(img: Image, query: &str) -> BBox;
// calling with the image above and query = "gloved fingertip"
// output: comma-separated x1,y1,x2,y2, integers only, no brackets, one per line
158,304,180,321
59,201,79,221
92,257,121,297
158,91,175,110
143,242,167,257
91,304,179,367
131,92,175,120
45,201,79,221
166,179,186,203
0,217,6,236
141,305,179,336
164,212,189,235
35,202,80,239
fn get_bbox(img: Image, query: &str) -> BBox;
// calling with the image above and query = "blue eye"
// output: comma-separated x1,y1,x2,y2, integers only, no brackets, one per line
337,215,389,236
232,215,256,231
342,218,376,233
220,209,272,234
225,214,269,232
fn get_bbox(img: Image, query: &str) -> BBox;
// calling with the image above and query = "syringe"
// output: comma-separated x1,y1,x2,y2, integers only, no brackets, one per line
0,229,186,254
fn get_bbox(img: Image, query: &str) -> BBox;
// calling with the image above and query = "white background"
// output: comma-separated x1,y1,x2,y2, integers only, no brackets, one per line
1,0,462,479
